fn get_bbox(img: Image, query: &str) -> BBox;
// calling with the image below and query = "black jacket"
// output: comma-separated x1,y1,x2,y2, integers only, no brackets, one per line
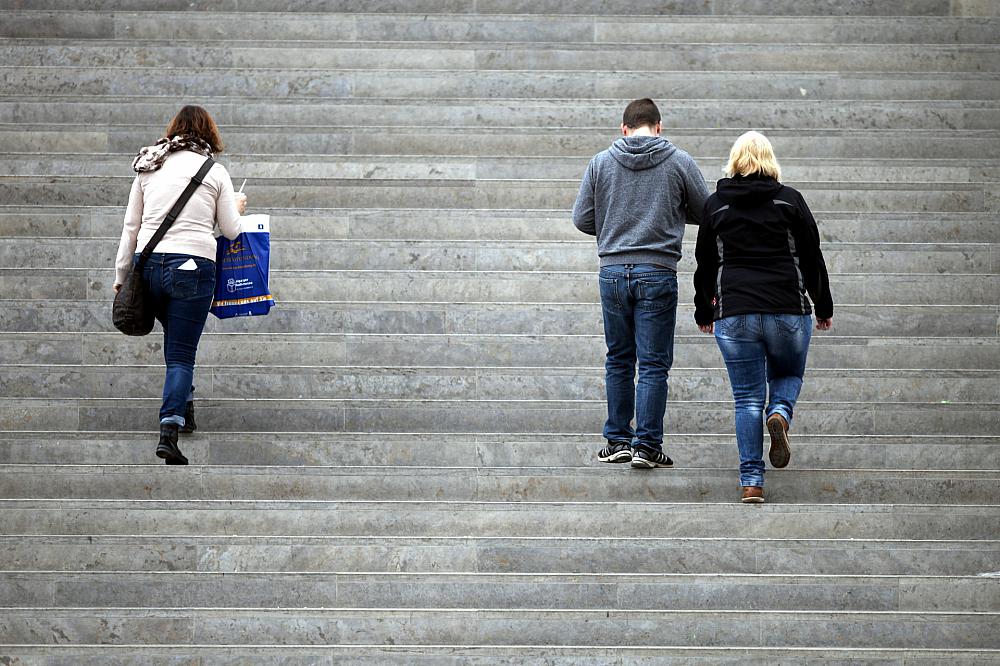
693,174,833,325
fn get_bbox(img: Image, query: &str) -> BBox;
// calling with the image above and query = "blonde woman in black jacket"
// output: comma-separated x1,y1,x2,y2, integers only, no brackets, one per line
693,131,833,504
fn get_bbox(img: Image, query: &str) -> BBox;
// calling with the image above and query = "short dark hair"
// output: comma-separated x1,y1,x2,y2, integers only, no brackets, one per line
622,98,661,130
165,105,224,153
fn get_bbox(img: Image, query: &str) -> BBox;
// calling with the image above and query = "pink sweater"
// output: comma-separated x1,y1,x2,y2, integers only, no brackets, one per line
114,150,242,286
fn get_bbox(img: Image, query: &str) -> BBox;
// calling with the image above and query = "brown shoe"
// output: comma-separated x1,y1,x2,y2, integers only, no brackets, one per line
766,412,790,468
741,486,764,503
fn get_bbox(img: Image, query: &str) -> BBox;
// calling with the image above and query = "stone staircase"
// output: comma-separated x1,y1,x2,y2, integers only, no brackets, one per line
1,1,999,662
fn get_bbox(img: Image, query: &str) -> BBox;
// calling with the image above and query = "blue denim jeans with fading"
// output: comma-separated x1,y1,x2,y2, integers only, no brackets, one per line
714,313,813,487
136,253,216,426
598,264,678,454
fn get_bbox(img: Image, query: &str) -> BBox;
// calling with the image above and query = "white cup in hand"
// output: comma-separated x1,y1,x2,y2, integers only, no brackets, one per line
235,192,247,215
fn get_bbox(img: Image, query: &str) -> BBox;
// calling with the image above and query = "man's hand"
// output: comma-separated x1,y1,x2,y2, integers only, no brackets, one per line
816,317,832,331
235,193,247,215
698,323,713,334
113,283,122,295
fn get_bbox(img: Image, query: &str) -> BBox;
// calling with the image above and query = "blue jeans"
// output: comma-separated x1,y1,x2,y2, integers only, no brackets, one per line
714,313,813,487
599,264,678,453
136,253,216,426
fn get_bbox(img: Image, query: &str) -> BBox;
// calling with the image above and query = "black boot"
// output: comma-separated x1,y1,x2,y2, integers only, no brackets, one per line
180,387,197,434
156,423,189,465
179,400,197,434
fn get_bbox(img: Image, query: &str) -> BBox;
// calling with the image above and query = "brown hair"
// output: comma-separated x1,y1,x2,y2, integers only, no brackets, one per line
165,105,224,153
622,98,661,130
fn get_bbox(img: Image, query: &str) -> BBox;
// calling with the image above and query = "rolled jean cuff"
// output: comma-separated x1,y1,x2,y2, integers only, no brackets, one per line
160,415,185,427
767,406,792,425
740,476,765,488
633,441,663,455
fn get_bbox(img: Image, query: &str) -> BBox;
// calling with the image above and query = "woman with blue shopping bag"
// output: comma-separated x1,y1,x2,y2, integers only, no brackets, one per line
113,105,247,465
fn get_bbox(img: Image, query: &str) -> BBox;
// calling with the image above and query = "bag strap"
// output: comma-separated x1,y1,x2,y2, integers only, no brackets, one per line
137,157,216,266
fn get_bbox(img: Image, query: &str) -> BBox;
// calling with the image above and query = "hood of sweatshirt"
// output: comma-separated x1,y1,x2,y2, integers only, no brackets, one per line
714,173,784,204
609,135,677,171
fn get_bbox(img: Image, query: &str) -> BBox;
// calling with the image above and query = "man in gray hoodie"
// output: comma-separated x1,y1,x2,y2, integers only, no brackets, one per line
573,98,709,468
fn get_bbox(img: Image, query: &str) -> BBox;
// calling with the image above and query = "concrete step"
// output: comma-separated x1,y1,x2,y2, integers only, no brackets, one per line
5,97,1000,131
3,238,996,273
4,365,997,404
4,67,998,101
2,300,995,337
4,12,999,42
4,533,998,575
3,645,999,666
5,126,999,160
2,464,997,504
4,332,999,371
277,271,1000,306
1,175,992,212
3,570,998,611
0,1,980,16
2,431,997,470
4,207,997,244
1,607,999,649
5,499,997,539
6,268,998,305
10,153,1000,185
5,42,1000,73
3,396,997,435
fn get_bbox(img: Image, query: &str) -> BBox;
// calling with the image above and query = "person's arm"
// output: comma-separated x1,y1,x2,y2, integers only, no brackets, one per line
791,190,834,327
681,156,710,226
113,175,144,291
572,159,597,236
214,165,244,241
693,200,719,329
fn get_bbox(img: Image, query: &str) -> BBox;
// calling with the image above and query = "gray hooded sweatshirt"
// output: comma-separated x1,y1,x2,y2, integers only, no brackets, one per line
572,135,709,271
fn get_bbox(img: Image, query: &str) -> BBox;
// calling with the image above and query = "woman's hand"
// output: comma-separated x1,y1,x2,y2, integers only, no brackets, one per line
113,283,122,295
698,323,714,334
235,192,247,215
816,317,832,331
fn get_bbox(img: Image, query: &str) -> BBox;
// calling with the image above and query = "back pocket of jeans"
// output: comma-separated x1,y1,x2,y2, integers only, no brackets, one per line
166,266,199,299
599,275,620,309
775,315,804,337
636,277,677,311
715,316,745,336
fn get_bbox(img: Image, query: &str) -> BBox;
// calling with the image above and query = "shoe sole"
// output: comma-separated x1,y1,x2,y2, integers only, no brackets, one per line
741,496,765,504
598,450,633,463
767,416,791,468
631,457,673,469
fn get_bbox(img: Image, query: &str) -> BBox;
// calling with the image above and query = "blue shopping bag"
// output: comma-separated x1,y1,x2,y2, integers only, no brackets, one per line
210,214,275,319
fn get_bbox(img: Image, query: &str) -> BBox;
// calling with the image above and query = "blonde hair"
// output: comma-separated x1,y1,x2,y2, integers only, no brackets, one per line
724,131,781,181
